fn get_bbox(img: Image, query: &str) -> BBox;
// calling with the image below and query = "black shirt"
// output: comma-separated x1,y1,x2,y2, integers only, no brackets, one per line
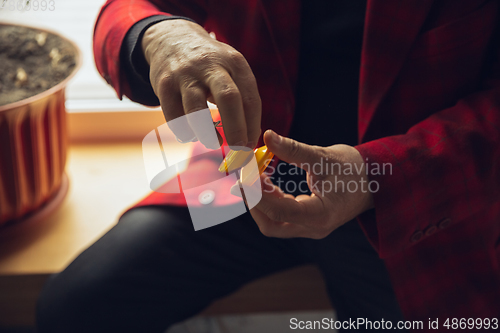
290,0,366,147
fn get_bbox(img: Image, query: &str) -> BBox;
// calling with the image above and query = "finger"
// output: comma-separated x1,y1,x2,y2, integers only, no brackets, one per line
231,174,288,207
157,82,197,143
295,194,312,202
230,182,242,197
263,130,322,173
249,207,309,238
254,189,324,226
205,71,248,149
260,173,285,198
260,172,297,201
230,61,262,149
180,82,220,149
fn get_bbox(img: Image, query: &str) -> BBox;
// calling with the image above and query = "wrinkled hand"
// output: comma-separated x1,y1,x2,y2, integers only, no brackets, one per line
142,19,261,149
249,130,374,239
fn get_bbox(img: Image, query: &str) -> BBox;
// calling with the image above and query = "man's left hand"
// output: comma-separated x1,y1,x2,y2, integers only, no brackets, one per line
249,130,374,239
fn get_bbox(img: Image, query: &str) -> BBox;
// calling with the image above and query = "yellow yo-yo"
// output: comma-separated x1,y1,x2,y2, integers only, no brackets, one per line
219,146,274,185
218,149,254,173
253,145,274,175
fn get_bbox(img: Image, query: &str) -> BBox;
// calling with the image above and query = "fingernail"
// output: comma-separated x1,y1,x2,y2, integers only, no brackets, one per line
204,142,221,150
230,182,242,197
176,136,198,144
246,141,256,150
270,130,281,144
230,141,251,151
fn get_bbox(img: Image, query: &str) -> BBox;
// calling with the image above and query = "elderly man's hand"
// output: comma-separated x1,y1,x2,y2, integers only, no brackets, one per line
249,130,374,239
142,19,261,149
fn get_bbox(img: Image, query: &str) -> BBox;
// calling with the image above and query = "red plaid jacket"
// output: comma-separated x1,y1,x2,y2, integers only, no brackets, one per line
94,0,500,328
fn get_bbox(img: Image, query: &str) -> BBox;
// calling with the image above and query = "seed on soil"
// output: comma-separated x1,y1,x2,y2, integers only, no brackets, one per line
15,67,28,87
35,32,47,47
49,48,61,66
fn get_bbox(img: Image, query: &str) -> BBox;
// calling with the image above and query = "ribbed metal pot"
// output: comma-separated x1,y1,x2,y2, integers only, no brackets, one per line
0,24,81,226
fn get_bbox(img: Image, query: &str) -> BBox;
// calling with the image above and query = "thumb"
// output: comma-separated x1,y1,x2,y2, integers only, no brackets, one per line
263,130,321,172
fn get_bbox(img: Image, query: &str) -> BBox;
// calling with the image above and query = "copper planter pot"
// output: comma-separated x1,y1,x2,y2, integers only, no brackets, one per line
0,24,81,227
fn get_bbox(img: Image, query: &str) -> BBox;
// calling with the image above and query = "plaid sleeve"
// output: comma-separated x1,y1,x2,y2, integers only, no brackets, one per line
356,64,500,259
93,0,208,100
352,0,500,259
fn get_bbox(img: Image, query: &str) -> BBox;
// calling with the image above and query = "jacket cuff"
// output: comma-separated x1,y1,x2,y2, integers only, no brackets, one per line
354,139,456,258
121,15,196,106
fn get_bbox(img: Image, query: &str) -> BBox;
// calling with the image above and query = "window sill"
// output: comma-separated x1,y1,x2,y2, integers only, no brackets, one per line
67,107,165,143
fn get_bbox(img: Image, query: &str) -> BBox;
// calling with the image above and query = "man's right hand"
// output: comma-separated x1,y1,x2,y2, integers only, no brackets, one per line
141,19,261,149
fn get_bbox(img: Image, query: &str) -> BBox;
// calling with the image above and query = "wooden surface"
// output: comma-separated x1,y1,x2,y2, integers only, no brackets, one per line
0,141,331,328
201,265,332,316
0,143,153,276
0,274,49,328
0,141,180,327
68,110,165,143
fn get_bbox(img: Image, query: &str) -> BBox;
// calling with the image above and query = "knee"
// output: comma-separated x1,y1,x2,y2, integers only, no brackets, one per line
36,207,191,332
36,266,112,333
36,273,77,332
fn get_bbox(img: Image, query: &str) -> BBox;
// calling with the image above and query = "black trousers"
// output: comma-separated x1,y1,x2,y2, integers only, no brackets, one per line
36,204,404,333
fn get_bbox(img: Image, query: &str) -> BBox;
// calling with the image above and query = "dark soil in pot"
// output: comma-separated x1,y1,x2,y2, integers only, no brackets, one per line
0,25,77,106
